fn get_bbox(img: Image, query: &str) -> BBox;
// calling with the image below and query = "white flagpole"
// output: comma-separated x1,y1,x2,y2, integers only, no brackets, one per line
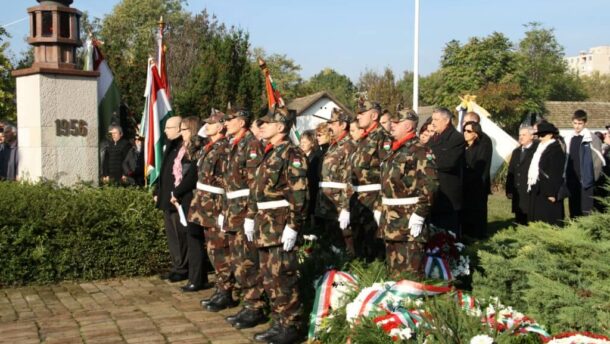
413,0,420,114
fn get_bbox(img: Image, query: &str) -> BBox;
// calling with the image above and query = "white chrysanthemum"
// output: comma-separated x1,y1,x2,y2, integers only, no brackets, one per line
470,334,494,344
389,327,413,340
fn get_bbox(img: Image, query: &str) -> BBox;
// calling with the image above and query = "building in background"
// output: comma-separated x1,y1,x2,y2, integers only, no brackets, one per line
565,46,610,76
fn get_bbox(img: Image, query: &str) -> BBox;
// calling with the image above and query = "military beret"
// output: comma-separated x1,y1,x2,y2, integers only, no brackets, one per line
258,106,293,125
391,108,419,122
204,108,225,124
356,98,382,114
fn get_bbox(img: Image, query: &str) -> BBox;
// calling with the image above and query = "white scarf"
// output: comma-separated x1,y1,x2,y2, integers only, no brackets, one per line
527,139,555,192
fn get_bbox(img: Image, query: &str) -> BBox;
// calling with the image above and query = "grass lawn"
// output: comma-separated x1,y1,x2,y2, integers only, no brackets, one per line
487,191,515,235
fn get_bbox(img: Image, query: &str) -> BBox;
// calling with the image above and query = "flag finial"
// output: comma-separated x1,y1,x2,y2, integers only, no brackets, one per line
158,16,165,29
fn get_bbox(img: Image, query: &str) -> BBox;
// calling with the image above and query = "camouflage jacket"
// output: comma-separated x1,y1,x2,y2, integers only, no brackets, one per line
351,123,392,211
247,141,308,248
378,136,438,241
223,130,264,232
315,132,356,220
187,137,228,228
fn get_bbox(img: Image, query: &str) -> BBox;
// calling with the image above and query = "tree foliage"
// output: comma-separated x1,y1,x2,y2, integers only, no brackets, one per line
582,72,610,102
357,67,405,111
253,47,303,101
0,28,16,122
301,68,356,108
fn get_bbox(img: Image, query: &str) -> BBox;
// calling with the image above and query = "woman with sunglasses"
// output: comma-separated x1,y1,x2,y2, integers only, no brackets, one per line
461,121,492,239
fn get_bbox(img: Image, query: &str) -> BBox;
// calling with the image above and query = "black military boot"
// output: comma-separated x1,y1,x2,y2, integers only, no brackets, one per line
232,308,267,329
205,291,238,312
199,289,220,308
225,307,248,325
253,322,281,342
268,325,302,344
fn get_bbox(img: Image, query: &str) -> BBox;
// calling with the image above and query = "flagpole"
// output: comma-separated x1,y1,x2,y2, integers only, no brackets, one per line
412,0,420,114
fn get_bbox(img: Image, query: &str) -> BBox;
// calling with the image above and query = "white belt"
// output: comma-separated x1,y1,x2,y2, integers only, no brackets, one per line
257,200,290,210
226,189,250,199
196,182,225,195
382,197,419,206
353,184,381,192
319,181,347,189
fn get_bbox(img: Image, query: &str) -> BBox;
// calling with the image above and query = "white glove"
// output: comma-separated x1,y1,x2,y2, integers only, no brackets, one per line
408,213,425,238
338,209,350,230
244,218,255,242
281,225,298,251
217,214,225,232
373,210,381,226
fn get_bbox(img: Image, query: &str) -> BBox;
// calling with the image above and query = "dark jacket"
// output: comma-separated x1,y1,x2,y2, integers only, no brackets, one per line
306,148,323,216
479,132,493,195
506,141,538,215
155,137,183,211
528,140,566,226
427,125,465,213
463,138,492,211
102,138,132,183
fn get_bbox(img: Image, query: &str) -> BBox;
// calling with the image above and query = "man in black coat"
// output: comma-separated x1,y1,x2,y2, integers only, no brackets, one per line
506,126,538,225
427,108,465,233
102,125,133,185
153,116,189,282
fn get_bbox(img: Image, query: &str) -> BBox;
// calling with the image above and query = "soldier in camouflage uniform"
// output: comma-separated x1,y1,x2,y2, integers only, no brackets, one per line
351,100,391,261
377,108,438,277
245,107,307,344
315,108,357,255
214,108,267,329
187,112,231,298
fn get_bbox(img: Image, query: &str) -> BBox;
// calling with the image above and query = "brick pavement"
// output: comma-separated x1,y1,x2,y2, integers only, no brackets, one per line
0,277,272,344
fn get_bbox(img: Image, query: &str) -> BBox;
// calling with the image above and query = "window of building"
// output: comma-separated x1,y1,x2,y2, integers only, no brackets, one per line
41,11,53,37
59,12,70,38
32,12,37,37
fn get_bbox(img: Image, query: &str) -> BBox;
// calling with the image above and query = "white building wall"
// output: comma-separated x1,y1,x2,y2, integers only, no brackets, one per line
295,98,343,134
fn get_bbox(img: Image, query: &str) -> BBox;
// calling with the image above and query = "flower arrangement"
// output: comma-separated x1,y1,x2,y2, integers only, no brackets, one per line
424,228,471,280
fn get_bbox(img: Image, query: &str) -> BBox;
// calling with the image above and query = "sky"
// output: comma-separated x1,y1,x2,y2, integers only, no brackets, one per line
2,0,610,82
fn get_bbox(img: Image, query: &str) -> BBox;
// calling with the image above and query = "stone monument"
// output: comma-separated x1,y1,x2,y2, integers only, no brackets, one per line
12,0,100,185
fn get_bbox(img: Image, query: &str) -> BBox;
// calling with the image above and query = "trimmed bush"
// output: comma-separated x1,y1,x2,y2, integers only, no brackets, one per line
0,182,168,286
472,201,610,333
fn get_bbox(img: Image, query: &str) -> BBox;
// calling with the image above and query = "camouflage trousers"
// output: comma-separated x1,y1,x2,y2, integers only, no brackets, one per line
203,227,233,292
226,230,265,309
320,219,355,256
385,240,425,278
259,246,302,327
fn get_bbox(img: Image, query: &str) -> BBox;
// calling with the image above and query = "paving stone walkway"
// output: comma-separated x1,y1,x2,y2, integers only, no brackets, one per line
0,277,270,344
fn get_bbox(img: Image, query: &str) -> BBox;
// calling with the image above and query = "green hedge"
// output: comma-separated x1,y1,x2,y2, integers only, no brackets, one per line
471,196,610,333
0,182,168,286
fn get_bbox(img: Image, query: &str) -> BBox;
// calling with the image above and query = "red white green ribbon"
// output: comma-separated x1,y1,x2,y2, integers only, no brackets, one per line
308,270,357,340
424,256,453,280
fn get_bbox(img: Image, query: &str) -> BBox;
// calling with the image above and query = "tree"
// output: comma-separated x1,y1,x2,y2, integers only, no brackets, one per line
301,68,356,108
581,72,610,102
0,28,16,122
253,48,303,101
395,71,414,108
99,0,187,115
357,67,403,111
515,22,587,107
172,17,264,117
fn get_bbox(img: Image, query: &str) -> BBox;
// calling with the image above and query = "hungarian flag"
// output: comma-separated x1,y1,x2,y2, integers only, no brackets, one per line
157,17,170,99
140,59,172,185
83,37,121,142
258,58,300,144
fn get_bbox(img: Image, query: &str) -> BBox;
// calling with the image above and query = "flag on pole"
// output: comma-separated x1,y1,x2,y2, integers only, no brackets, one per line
157,16,170,99
258,57,300,144
140,58,173,186
83,36,121,142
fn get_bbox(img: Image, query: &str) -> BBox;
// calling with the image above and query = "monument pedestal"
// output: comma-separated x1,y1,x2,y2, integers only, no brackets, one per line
14,68,99,186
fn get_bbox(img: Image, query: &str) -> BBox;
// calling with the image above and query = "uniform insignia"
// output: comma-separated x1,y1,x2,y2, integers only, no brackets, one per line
383,141,391,151
291,158,302,168
249,149,257,159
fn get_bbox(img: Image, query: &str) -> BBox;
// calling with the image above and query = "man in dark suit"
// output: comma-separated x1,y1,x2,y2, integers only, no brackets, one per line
153,116,189,283
427,107,465,234
506,126,538,225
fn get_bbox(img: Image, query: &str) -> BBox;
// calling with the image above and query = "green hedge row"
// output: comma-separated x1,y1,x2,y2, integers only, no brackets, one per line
471,196,610,333
0,182,168,286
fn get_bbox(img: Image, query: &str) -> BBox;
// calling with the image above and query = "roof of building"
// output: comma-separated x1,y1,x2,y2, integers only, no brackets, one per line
544,101,610,129
286,91,352,116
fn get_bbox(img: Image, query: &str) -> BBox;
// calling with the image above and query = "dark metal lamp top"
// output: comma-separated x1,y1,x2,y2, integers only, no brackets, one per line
37,0,73,6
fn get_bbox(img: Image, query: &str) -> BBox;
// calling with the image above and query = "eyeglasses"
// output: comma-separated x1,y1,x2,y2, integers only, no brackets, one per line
464,129,474,133
180,127,190,131
165,126,178,129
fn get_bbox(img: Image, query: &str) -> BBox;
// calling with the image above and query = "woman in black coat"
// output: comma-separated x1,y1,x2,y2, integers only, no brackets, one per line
300,130,322,217
527,122,566,226
460,121,492,239
171,116,211,291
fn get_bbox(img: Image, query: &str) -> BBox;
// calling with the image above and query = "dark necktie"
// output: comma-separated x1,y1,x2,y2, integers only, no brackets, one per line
519,147,526,164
